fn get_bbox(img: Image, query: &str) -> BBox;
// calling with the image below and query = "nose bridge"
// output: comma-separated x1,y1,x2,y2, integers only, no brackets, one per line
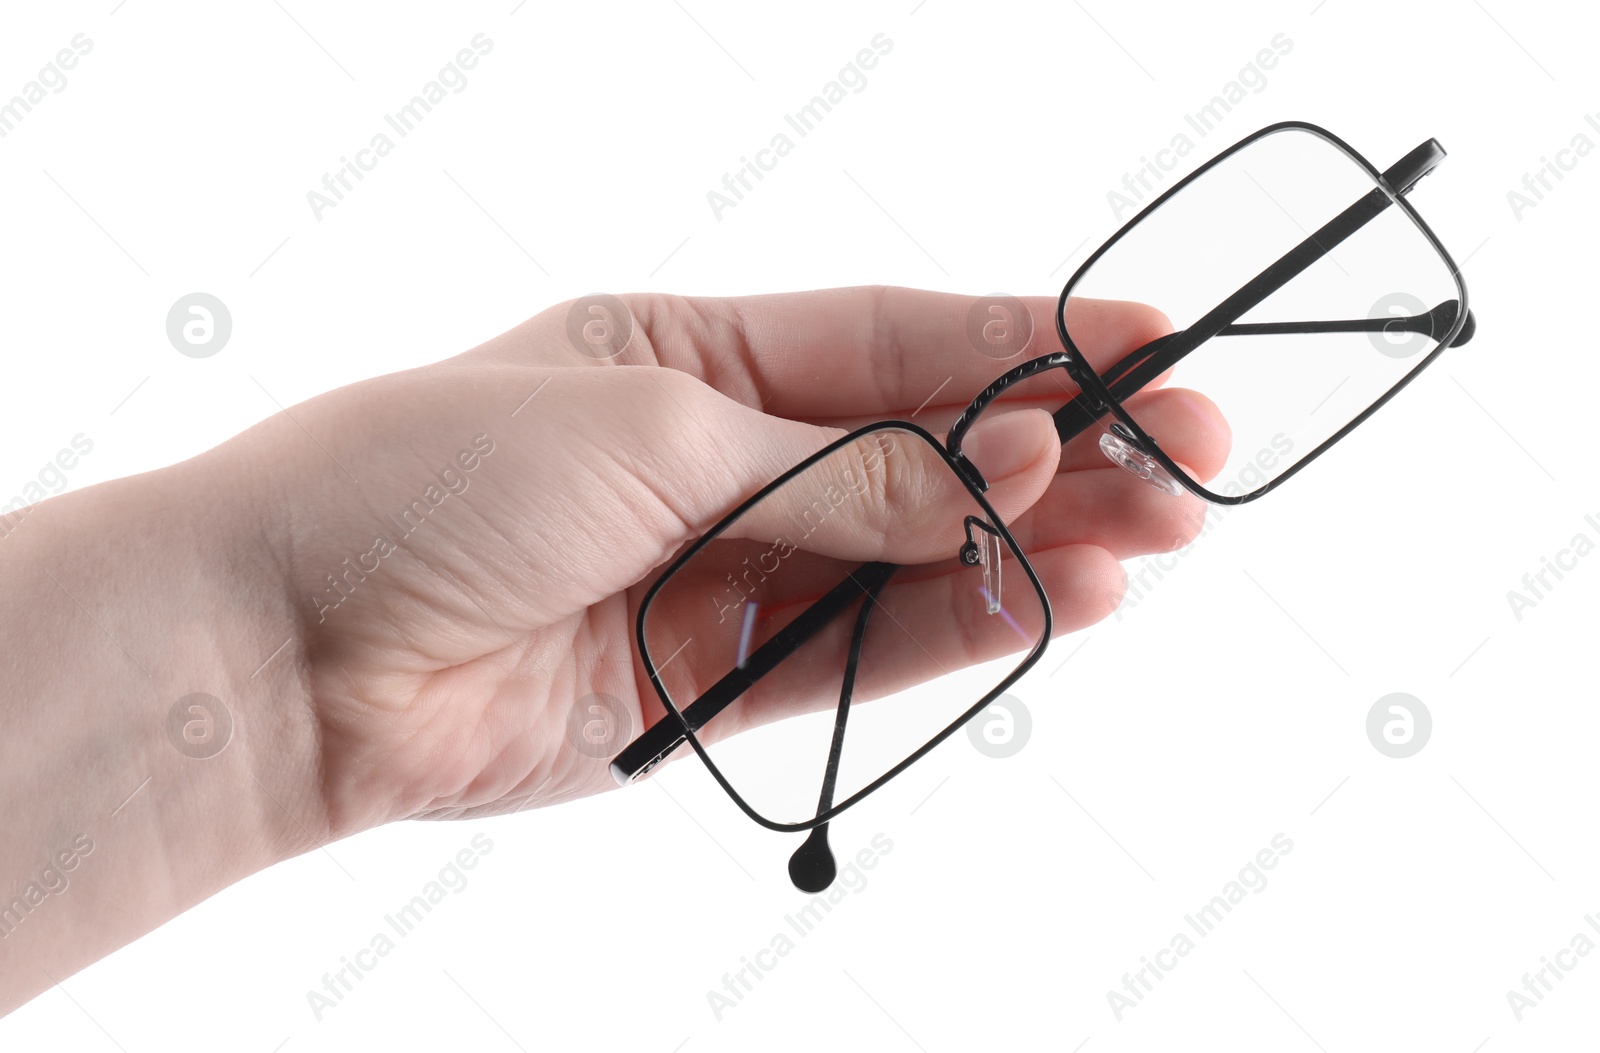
946,351,1078,491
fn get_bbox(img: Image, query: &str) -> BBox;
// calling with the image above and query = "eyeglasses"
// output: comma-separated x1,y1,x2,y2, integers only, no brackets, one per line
609,121,1476,890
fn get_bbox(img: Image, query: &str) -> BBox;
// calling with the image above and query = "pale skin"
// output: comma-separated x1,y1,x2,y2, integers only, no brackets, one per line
0,286,1228,1014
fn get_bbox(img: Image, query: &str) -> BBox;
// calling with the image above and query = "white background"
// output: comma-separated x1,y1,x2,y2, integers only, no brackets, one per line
1,1,1596,1049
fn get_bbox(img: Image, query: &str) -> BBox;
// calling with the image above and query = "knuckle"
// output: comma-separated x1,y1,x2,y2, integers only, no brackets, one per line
841,433,899,554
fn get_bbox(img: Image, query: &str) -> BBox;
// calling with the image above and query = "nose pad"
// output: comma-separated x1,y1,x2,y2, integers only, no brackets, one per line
1099,424,1183,496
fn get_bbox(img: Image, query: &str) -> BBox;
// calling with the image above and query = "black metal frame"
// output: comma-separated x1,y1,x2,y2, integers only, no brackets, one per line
611,121,1477,887
626,422,1052,835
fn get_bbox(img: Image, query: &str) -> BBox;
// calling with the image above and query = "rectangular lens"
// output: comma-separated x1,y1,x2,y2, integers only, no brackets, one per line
1063,127,1464,498
638,425,1048,826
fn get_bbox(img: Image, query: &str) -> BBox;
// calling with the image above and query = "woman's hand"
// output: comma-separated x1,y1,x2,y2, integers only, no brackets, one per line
0,285,1228,1012
251,286,1229,834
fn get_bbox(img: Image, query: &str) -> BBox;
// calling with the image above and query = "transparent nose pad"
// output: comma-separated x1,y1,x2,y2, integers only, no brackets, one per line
959,518,1004,614
1099,423,1183,496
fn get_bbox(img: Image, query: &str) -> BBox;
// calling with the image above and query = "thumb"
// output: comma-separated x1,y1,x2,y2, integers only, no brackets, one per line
711,407,1060,566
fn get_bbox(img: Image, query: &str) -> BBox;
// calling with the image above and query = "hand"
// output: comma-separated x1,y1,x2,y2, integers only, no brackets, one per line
0,286,1228,1011
241,286,1229,834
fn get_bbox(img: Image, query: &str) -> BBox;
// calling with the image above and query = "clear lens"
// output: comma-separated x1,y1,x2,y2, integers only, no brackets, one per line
638,426,1047,826
1063,127,1463,498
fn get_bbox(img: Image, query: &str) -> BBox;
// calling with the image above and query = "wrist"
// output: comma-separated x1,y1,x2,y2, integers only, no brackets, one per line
72,449,330,869
208,384,447,839
0,448,325,1008
165,440,329,858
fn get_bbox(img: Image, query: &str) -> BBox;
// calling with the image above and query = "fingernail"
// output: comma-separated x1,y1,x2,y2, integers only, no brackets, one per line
962,410,1047,481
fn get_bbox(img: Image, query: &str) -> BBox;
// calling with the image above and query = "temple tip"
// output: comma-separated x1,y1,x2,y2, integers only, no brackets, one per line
788,826,837,893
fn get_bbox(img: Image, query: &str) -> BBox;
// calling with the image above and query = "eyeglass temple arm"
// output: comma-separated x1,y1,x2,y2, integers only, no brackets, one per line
1096,300,1474,386
609,562,897,785
788,569,893,891
1210,304,1475,342
1054,307,1475,452
967,292,1475,461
